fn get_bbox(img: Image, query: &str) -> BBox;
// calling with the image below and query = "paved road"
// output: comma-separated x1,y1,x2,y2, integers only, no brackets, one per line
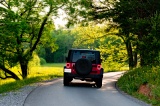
24,72,147,106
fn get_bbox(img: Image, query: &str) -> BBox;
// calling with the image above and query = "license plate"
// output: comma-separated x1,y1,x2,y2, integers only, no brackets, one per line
64,69,71,73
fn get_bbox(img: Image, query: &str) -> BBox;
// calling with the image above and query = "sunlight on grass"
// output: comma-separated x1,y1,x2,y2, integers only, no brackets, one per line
0,63,64,93
28,66,63,78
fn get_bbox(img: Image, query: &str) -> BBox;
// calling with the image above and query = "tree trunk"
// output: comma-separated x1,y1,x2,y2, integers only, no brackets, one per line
125,40,134,69
133,51,138,67
140,51,145,66
20,60,29,79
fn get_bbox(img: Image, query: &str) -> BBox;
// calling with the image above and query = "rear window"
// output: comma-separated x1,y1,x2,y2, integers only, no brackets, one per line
71,51,97,63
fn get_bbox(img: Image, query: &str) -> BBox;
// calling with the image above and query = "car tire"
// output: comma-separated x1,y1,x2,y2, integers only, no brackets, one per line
63,74,72,86
96,78,102,88
75,58,92,76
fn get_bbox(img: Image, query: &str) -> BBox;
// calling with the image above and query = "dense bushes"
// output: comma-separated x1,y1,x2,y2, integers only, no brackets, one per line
102,62,128,72
29,55,46,66
40,58,46,65
117,66,160,105
28,54,40,67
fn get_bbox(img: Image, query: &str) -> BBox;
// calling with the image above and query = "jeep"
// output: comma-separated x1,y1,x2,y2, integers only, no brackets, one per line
63,49,103,88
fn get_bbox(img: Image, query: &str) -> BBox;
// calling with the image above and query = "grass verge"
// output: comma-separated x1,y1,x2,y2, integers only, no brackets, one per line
0,63,64,94
117,66,160,106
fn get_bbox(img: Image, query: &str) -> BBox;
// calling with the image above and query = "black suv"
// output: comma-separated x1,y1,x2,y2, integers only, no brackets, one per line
63,49,103,88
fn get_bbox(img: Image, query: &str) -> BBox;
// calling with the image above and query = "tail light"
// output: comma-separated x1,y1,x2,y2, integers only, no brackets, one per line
97,64,101,70
66,63,71,68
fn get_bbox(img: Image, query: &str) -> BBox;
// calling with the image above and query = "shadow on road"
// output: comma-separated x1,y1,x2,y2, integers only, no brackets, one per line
66,81,97,88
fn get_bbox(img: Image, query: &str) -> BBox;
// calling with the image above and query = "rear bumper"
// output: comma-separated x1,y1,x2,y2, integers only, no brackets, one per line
64,68,103,79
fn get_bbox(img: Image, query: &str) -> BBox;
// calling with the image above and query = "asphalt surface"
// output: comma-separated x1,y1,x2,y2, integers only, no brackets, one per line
23,72,149,106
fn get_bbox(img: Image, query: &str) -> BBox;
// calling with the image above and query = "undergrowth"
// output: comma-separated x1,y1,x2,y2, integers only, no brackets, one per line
117,66,160,106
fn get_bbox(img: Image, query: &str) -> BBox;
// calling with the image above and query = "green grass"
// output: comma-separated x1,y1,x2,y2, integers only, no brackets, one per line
0,63,64,94
117,66,160,106
41,63,65,67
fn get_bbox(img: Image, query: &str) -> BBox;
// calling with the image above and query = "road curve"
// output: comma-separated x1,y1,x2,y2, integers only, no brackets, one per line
23,72,147,106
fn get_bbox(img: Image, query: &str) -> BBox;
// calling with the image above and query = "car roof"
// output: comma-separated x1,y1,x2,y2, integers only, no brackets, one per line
69,48,100,52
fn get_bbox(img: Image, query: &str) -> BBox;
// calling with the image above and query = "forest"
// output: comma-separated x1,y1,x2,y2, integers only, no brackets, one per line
0,0,160,105
0,0,160,80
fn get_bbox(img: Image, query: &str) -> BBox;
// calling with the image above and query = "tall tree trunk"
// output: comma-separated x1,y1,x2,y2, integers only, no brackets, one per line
125,40,134,69
140,53,145,66
20,60,29,79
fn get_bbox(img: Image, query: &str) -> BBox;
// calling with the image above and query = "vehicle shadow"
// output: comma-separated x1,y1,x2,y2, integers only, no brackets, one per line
66,81,97,88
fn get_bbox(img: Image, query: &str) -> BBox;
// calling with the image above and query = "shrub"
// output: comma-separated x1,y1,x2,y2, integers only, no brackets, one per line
28,54,40,67
40,58,46,65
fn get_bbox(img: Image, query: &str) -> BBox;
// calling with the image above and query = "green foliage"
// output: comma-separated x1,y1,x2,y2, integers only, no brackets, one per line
51,29,75,63
40,58,46,65
98,35,127,72
136,12,160,66
117,66,160,105
37,47,46,59
64,0,93,27
37,29,76,63
102,62,128,72
72,24,106,49
39,22,58,53
28,54,40,67
99,36,127,60
109,1,160,66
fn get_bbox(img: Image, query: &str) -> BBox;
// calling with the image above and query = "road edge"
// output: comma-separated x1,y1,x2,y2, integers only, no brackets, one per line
22,78,61,106
115,82,152,106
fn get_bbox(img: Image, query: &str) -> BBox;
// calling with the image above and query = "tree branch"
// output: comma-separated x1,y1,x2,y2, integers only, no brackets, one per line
29,4,54,53
0,65,20,80
0,76,13,79
0,71,13,79
20,0,38,17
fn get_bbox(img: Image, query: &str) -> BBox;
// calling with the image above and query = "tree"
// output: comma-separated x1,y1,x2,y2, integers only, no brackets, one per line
0,0,67,80
107,0,160,66
90,0,141,68
66,0,160,68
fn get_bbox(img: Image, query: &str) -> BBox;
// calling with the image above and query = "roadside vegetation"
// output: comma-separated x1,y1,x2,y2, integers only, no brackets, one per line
0,63,64,94
117,66,160,106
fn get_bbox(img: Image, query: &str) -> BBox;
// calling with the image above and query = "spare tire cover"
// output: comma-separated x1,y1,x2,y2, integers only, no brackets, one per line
75,58,92,76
